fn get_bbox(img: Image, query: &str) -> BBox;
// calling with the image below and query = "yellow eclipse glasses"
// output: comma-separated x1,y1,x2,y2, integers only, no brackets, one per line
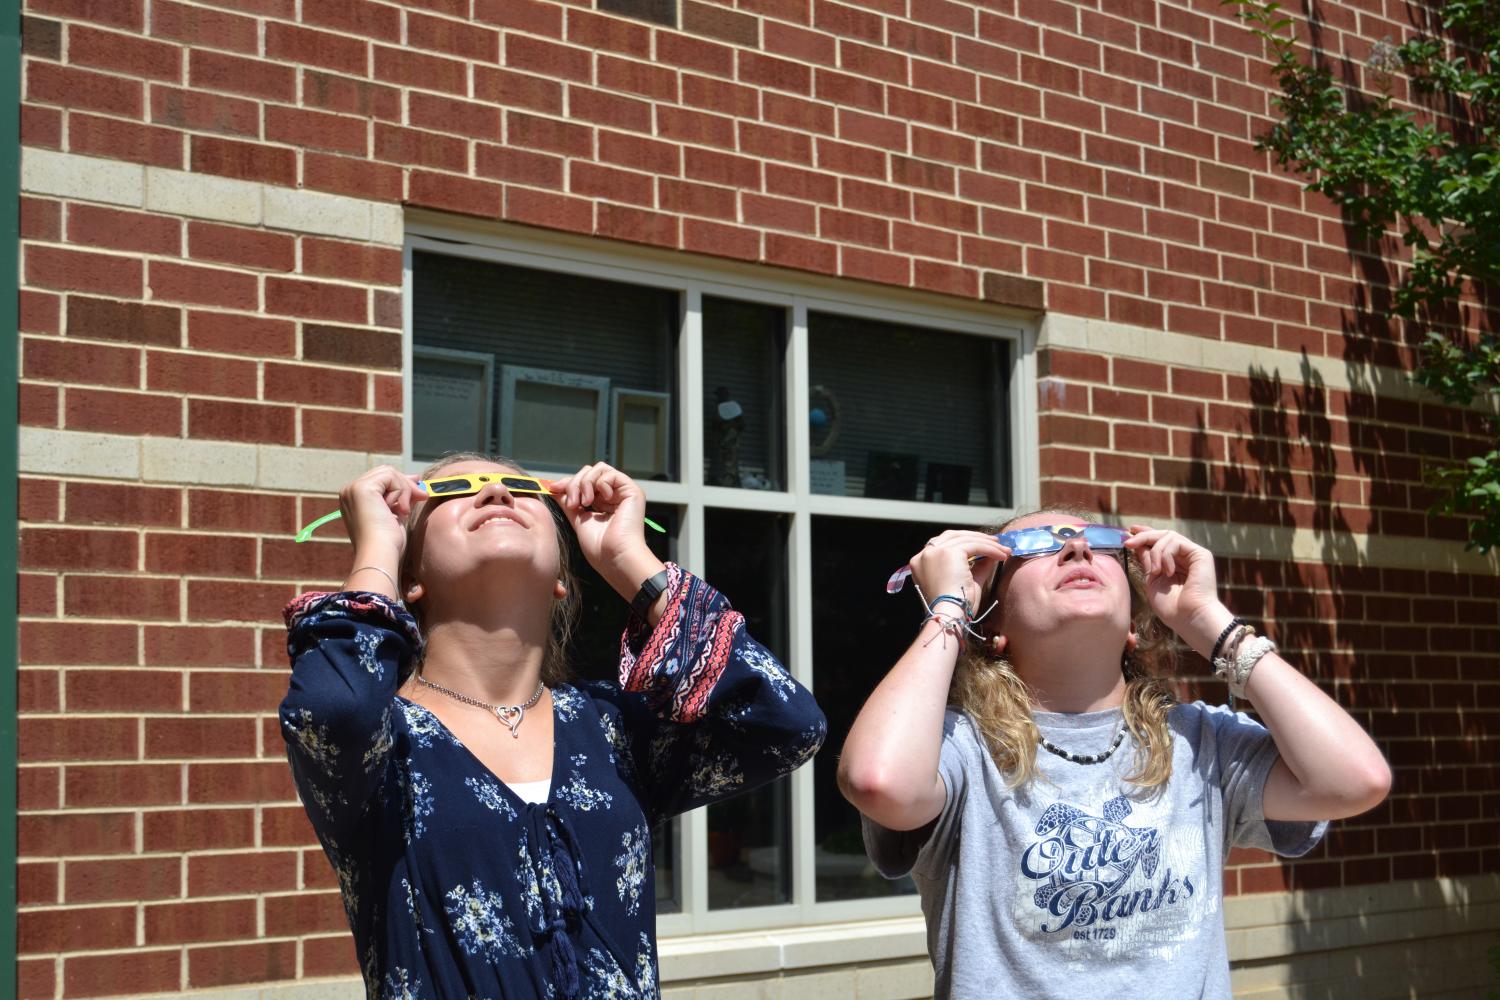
295,472,663,542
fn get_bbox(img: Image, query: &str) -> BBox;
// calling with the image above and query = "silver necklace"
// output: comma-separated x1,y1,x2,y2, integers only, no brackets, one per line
415,675,545,739
1038,728,1126,765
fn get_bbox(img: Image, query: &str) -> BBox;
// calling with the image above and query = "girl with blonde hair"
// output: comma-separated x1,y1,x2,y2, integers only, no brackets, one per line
839,512,1389,998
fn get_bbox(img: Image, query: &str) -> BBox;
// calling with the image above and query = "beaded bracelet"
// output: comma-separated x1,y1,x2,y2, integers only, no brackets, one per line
1209,616,1245,664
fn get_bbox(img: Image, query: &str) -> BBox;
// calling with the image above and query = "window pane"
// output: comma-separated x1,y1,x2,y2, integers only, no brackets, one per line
704,508,791,909
703,297,787,492
812,515,937,901
413,251,679,480
807,313,1010,506
568,503,682,913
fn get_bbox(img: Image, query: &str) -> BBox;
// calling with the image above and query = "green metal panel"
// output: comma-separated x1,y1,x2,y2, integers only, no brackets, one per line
1,0,21,990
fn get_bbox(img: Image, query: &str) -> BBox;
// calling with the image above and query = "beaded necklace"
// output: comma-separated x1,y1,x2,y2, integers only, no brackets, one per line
1038,728,1126,765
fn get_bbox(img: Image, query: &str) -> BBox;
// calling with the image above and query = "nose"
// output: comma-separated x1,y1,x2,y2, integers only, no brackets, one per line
1058,533,1094,563
474,480,517,508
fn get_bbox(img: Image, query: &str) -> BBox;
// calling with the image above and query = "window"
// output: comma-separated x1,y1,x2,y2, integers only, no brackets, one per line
405,227,1037,932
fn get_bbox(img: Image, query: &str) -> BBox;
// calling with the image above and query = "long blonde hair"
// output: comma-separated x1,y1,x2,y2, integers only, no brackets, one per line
400,452,579,687
950,508,1178,789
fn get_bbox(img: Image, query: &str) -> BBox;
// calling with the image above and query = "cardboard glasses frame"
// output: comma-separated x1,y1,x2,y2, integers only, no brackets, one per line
884,524,1131,594
295,471,665,543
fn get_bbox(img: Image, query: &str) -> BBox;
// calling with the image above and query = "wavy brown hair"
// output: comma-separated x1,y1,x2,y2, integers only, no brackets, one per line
949,507,1178,789
400,452,579,687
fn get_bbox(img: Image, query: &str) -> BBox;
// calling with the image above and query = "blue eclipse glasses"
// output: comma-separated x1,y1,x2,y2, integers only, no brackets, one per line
885,524,1130,593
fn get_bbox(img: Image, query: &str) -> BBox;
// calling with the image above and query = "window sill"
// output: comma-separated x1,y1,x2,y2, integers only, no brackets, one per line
659,915,929,982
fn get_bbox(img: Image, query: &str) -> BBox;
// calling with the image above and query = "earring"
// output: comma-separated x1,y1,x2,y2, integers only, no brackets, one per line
1121,648,1137,680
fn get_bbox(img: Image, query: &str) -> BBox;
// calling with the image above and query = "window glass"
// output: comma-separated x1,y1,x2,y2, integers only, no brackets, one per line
807,313,1011,507
703,297,787,492
413,251,679,481
705,508,792,909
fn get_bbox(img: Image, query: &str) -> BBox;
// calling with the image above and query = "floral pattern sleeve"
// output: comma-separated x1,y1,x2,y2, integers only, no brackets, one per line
603,564,827,821
279,591,421,851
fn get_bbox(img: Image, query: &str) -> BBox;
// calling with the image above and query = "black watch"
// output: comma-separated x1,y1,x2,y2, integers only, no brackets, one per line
630,570,670,618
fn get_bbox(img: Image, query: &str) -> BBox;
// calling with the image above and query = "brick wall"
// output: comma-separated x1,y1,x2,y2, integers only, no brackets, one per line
14,0,1498,996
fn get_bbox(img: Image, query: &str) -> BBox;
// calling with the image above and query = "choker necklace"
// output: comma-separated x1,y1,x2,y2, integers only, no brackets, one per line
1039,728,1126,765
416,675,545,739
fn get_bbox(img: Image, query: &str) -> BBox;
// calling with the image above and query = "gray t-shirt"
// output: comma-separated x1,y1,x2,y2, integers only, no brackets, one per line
862,702,1326,999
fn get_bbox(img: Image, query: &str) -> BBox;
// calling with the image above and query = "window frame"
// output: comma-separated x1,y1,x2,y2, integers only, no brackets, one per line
402,220,1040,935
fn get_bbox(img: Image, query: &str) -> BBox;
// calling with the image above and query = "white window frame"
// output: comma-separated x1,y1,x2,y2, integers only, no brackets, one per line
402,218,1039,937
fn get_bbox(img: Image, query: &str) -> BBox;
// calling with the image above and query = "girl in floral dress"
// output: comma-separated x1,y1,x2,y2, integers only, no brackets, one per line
281,456,825,999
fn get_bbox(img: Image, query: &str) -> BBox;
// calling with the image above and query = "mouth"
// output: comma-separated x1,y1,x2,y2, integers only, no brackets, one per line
1056,569,1102,589
471,511,525,531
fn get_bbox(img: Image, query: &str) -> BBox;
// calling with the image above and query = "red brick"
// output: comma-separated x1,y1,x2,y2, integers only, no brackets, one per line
373,44,468,94
507,110,593,158
474,66,563,114
145,531,256,578
409,171,505,218
302,323,401,369
408,91,502,141
304,0,401,40
303,152,404,203
569,86,653,132
68,113,183,169
64,575,180,621
19,905,136,954
27,247,141,298
148,261,258,309
504,187,594,233
17,860,59,905
67,668,184,713
144,807,256,852
20,527,137,572
66,855,180,904
262,360,367,408
261,805,319,847
191,135,297,186
21,102,63,151
301,408,402,452
764,233,838,274
145,718,257,760
599,54,678,102
29,0,142,30
68,24,181,80
190,49,296,101
260,536,359,583
64,386,182,436
188,394,293,447
20,195,60,242
64,481,181,528
683,219,761,262
146,898,258,947
188,489,297,534
408,9,499,60
24,337,140,388
265,891,349,936
303,933,361,977
190,761,296,804
188,850,298,896
187,667,292,712
151,0,259,52
143,624,257,667
66,204,180,257
571,161,653,206
185,222,295,273
20,812,136,862
266,278,368,323
19,717,140,761
65,949,181,998
150,85,258,137
266,22,368,75
374,124,468,171
189,939,298,990
266,105,368,156
26,62,143,117
19,573,58,616
658,106,737,150
658,30,734,76
65,767,182,815
474,0,562,34
302,71,400,123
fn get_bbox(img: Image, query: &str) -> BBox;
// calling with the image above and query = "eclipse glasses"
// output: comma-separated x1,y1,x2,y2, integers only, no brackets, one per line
295,471,664,542
884,524,1130,594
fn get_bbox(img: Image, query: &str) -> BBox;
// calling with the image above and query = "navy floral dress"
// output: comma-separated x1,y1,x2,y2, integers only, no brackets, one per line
281,564,826,1000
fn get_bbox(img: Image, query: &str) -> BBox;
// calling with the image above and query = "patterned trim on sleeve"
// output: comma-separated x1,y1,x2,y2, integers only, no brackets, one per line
618,564,742,724
284,591,425,654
